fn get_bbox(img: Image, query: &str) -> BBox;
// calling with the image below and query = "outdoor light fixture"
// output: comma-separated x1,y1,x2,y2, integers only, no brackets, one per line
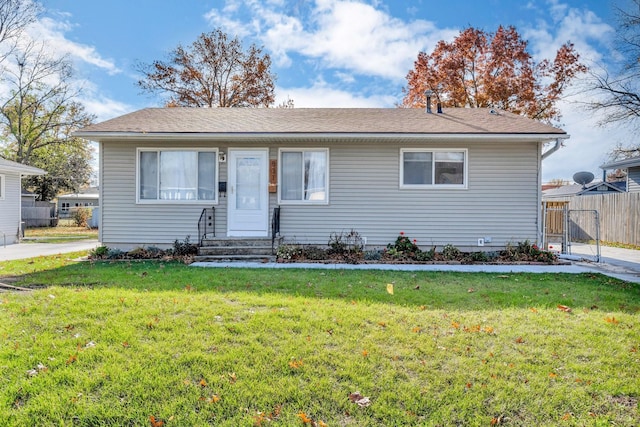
218,152,227,163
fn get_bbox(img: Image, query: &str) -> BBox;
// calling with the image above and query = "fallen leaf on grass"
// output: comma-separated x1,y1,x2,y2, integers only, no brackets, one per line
289,359,304,369
529,307,538,313
386,284,394,295
605,316,619,324
515,337,525,344
557,305,572,313
66,354,77,365
149,415,164,427
467,288,475,293
297,412,312,424
349,392,371,407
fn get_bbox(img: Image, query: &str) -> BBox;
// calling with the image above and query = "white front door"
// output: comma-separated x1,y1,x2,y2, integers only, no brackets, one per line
227,149,269,237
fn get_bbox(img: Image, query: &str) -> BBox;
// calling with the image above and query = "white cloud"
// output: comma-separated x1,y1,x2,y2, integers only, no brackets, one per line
205,0,458,81
276,80,395,107
28,17,120,75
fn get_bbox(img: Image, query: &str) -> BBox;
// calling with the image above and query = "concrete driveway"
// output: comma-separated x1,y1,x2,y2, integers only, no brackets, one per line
0,240,99,261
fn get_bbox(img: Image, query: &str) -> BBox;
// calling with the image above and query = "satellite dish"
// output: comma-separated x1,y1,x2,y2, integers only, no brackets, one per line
573,171,594,188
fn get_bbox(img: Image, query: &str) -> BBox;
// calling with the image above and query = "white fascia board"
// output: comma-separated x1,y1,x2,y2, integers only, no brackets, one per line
76,132,569,143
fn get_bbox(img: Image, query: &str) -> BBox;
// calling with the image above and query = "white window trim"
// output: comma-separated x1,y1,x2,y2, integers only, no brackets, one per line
0,174,4,200
136,147,219,204
278,148,330,205
399,148,468,190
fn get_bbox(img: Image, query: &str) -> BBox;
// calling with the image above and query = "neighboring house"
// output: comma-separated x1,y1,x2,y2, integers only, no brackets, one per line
75,107,567,251
57,188,100,218
0,157,45,245
542,181,626,200
600,157,640,193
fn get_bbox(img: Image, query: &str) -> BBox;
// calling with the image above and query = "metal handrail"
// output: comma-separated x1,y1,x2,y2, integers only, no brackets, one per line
197,207,215,246
271,207,281,254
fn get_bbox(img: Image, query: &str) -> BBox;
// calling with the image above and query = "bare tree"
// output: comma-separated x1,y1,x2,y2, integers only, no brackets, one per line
0,0,40,66
589,1,640,135
137,29,276,108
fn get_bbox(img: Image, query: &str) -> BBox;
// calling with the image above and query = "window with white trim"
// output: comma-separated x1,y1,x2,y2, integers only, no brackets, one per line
138,149,218,202
279,149,328,204
400,149,467,188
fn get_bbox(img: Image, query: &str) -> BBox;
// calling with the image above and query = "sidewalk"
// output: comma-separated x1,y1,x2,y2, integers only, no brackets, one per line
0,240,99,261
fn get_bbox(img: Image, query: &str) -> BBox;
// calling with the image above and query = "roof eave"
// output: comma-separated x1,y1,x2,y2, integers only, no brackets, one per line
75,131,568,143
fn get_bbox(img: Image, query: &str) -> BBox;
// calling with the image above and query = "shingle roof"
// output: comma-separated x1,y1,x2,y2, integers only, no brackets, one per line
76,107,566,138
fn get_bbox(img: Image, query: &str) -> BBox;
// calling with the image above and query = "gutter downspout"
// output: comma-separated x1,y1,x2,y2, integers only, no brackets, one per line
539,137,567,247
541,138,564,161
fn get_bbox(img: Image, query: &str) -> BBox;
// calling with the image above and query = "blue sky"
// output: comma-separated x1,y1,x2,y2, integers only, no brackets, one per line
28,0,628,181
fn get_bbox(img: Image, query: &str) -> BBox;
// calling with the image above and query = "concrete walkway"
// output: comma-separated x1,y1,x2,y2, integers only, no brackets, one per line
0,240,100,261
191,244,640,284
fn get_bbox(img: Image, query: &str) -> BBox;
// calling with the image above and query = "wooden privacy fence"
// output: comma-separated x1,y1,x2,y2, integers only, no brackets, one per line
567,192,640,246
22,202,57,228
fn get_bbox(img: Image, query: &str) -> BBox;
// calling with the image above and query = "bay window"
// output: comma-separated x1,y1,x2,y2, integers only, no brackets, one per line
138,149,217,202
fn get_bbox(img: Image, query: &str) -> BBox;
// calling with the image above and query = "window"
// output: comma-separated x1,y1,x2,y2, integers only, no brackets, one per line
279,149,328,203
138,149,217,202
61,202,69,212
400,149,467,188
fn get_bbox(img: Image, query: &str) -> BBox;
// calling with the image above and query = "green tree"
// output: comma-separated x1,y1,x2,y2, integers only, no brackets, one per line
0,42,95,200
136,29,276,107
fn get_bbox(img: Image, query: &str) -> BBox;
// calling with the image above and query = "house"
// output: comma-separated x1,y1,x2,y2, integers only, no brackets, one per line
57,187,100,218
0,157,45,245
600,157,640,193
75,107,567,251
542,181,626,200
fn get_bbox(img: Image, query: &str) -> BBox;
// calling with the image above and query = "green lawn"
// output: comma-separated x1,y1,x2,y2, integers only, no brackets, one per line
23,227,98,243
0,257,639,426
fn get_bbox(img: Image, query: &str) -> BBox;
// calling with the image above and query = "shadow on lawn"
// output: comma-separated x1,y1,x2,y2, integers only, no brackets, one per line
14,260,640,313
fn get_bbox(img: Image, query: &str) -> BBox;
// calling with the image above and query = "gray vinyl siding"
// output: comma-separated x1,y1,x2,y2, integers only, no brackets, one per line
628,167,640,193
0,172,22,244
101,138,540,250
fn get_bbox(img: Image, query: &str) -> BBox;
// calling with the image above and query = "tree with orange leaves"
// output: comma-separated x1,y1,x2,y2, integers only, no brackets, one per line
402,26,586,124
136,29,275,108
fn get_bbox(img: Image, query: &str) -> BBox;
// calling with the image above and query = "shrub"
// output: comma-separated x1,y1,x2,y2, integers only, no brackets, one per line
89,245,109,259
72,207,91,228
501,240,557,264
328,230,363,256
387,231,420,255
302,246,327,260
442,244,461,260
415,247,436,261
467,251,489,263
171,236,198,257
276,244,303,261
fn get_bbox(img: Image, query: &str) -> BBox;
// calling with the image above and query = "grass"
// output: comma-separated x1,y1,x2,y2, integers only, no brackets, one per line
0,257,639,426
23,227,98,243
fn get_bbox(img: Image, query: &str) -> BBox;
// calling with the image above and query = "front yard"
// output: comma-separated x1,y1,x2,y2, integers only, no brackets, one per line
0,256,639,426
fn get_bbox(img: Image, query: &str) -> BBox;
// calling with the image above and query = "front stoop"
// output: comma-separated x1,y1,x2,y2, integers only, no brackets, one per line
195,238,277,262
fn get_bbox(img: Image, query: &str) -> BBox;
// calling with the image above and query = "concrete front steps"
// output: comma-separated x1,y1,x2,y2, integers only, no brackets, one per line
195,238,277,262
